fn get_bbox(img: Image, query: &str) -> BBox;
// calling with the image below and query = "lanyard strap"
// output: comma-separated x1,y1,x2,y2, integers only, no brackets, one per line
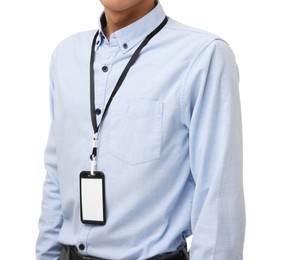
89,16,168,171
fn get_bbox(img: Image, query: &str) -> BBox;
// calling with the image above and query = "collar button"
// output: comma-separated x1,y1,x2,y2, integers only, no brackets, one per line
123,43,128,49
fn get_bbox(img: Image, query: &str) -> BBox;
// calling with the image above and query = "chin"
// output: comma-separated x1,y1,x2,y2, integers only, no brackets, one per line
100,0,146,12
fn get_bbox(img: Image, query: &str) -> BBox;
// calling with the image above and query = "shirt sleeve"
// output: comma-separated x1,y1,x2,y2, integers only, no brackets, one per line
36,52,63,260
183,39,246,260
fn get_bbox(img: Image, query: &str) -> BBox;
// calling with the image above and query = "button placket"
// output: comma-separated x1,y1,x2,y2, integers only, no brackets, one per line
95,43,119,128
77,224,91,255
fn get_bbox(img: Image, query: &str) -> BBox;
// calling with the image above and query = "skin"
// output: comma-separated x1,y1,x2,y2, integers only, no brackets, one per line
100,0,156,39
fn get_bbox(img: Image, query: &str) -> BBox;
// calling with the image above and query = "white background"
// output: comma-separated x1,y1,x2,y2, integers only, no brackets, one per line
0,0,283,259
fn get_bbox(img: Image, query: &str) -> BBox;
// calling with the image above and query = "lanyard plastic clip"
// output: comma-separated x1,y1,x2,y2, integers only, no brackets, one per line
90,132,99,175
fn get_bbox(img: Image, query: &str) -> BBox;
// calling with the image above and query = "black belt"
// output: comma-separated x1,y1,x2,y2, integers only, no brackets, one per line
59,243,188,260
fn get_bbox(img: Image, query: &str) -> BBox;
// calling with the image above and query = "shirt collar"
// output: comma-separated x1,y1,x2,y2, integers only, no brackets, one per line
97,1,166,54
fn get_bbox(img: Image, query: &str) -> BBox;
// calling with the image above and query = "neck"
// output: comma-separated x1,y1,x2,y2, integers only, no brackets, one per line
104,0,156,39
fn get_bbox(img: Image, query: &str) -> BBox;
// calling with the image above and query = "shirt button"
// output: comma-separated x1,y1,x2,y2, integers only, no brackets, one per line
102,66,108,72
95,108,101,115
78,244,85,250
123,43,128,49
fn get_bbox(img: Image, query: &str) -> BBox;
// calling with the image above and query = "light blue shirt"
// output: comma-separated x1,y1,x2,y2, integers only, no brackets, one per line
36,2,245,260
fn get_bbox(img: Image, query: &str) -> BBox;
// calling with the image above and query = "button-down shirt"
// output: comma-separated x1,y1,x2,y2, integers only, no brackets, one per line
36,2,245,260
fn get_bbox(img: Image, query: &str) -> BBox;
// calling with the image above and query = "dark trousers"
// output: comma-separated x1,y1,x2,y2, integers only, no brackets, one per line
58,243,189,260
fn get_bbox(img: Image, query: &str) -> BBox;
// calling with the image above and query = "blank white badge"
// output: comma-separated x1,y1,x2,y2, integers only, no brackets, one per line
80,171,106,225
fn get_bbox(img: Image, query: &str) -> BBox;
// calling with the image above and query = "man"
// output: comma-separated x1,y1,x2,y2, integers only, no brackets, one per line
36,0,246,259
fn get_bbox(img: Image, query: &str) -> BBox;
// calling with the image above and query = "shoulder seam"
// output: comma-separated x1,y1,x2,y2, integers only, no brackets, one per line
179,38,227,126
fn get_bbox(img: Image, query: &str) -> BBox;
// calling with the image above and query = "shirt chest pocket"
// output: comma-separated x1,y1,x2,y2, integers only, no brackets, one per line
107,99,163,165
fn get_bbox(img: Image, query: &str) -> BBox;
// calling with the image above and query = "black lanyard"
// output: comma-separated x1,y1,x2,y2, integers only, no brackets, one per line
89,16,168,168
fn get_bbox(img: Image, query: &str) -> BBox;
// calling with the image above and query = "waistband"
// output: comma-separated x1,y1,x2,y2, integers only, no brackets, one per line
59,243,188,260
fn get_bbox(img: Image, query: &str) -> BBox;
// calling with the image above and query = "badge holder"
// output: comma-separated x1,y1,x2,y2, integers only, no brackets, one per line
80,170,106,225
